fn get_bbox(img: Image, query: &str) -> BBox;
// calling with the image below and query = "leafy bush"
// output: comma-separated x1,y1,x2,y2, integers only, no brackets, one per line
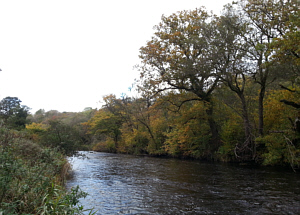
0,125,95,214
26,119,83,156
92,137,117,153
256,133,300,171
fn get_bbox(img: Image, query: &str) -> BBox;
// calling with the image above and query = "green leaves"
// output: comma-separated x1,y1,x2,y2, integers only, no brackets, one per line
0,97,30,130
0,125,92,214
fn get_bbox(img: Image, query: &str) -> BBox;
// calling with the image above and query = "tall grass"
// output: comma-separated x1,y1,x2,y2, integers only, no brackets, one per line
0,124,95,214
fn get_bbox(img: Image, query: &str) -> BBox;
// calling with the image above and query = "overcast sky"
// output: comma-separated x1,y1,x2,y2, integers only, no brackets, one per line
0,0,232,113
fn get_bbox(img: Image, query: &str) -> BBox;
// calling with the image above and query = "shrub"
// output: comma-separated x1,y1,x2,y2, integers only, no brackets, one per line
0,125,94,214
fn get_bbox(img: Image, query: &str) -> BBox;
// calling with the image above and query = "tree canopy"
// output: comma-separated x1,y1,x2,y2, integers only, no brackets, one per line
82,0,299,167
0,97,30,130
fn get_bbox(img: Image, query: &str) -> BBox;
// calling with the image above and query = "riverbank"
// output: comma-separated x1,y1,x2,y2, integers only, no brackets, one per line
0,125,90,214
91,148,299,172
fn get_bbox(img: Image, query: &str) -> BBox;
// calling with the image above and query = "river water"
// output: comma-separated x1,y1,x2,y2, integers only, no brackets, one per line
66,151,300,215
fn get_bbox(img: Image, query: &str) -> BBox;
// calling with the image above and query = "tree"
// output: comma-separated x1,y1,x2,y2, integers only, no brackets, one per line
85,109,122,150
137,8,225,153
266,0,300,67
39,118,82,156
0,97,30,129
100,95,155,154
0,97,22,119
236,0,299,136
161,92,211,158
214,6,257,160
28,109,46,123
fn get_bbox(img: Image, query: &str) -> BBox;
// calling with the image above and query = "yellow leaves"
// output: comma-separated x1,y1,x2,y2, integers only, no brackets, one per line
26,122,49,141
162,97,210,157
92,137,116,153
26,122,48,133
264,89,299,131
84,108,120,136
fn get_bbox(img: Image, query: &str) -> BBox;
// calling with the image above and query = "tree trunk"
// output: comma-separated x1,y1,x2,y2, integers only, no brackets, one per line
238,93,254,160
258,85,266,136
205,103,220,154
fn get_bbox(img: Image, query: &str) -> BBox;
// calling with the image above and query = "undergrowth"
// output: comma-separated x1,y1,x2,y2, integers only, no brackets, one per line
0,124,95,214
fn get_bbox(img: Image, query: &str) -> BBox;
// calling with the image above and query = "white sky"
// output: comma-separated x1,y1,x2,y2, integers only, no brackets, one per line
0,0,232,113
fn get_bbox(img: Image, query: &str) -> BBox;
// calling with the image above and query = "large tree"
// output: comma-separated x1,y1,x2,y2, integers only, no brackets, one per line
137,8,225,152
214,7,256,160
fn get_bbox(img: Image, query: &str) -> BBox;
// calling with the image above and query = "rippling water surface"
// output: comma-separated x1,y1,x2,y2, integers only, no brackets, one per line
66,151,300,214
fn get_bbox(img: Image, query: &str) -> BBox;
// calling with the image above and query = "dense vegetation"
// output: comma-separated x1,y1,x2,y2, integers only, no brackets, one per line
24,0,299,171
82,0,299,170
0,98,95,214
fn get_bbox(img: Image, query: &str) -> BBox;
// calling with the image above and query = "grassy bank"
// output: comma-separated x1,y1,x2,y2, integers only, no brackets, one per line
0,125,94,214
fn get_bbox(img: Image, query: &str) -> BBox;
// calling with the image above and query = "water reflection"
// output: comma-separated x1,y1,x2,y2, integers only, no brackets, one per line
67,151,300,215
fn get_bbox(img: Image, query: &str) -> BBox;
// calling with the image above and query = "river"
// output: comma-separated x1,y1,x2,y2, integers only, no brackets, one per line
66,151,300,215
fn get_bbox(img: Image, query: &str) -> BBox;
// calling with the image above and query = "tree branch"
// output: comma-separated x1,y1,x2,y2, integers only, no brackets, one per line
280,99,300,109
279,84,296,92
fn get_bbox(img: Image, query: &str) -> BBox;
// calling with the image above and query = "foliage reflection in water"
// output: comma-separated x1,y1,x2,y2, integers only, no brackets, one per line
67,151,300,215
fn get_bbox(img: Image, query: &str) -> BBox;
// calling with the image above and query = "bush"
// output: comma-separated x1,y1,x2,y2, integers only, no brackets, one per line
0,125,94,214
257,133,300,170
92,137,116,153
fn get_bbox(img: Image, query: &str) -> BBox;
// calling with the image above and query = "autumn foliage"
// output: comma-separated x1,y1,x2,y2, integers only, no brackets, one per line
21,1,299,170
82,0,300,169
